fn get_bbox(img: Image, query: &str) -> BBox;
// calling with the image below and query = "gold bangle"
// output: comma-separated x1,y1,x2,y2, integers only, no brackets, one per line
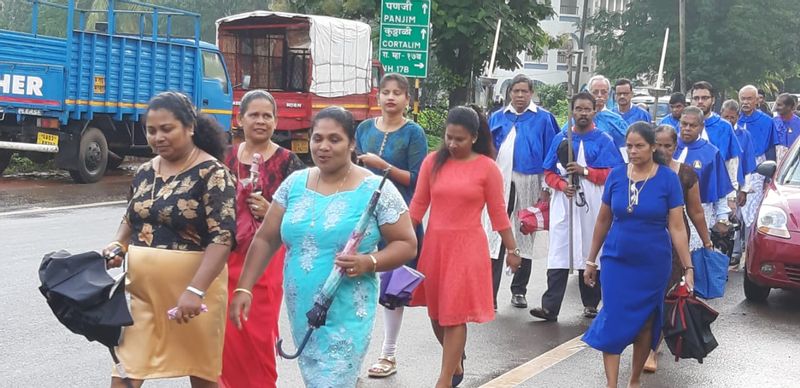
234,288,253,299
369,254,378,272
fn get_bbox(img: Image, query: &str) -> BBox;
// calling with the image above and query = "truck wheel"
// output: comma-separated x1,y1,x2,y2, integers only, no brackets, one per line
0,150,12,175
743,270,770,303
68,127,108,183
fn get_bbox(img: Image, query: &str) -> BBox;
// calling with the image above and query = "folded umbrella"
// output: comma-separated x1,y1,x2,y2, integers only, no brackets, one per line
379,265,425,310
39,250,134,386
663,283,719,363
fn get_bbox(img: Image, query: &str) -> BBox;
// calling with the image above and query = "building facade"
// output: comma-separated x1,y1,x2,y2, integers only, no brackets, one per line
491,0,629,102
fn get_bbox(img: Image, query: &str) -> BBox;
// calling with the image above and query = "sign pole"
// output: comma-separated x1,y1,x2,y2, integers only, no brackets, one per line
413,78,420,121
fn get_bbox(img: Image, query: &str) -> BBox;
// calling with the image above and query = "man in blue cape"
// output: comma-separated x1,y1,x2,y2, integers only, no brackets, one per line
659,92,686,129
690,81,743,195
530,92,624,322
674,106,735,248
561,75,629,161
721,100,757,263
612,78,652,125
774,93,800,153
487,74,559,310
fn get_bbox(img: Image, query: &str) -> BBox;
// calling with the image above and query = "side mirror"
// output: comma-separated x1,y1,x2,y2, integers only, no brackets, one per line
241,75,251,90
757,160,777,178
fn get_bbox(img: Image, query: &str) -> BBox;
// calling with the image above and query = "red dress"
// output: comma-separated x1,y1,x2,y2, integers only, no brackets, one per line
220,146,304,388
409,154,510,326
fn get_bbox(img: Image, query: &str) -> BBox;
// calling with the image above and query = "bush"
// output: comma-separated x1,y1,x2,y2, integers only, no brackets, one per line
415,108,447,151
6,154,55,174
551,99,570,128
537,84,568,112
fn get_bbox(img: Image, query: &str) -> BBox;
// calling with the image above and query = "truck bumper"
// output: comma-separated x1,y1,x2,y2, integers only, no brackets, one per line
0,141,58,153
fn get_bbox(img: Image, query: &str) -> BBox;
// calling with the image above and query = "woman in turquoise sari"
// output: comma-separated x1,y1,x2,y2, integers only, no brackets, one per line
229,106,418,387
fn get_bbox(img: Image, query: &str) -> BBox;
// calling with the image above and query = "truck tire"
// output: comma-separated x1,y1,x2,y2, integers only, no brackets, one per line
0,150,12,176
68,127,108,183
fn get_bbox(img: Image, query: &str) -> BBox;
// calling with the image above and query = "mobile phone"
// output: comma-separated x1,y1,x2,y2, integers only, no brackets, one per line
167,304,208,320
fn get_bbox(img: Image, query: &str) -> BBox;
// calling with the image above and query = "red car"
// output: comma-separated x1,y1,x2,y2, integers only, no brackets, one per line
744,151,800,302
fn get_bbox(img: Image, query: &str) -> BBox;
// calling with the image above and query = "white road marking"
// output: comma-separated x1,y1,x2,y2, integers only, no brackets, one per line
0,200,127,217
479,335,588,387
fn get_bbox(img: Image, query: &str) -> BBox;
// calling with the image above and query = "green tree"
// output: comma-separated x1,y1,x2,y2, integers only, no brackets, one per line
536,83,567,111
588,0,800,94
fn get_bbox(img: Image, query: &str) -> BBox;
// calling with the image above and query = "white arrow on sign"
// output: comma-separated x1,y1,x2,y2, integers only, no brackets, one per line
422,3,428,14
414,63,424,69
421,29,427,40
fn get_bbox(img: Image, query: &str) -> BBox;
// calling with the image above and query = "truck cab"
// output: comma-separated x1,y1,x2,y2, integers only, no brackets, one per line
0,0,233,183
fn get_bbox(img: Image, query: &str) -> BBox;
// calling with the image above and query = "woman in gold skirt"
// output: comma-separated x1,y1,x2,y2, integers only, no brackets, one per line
103,92,236,388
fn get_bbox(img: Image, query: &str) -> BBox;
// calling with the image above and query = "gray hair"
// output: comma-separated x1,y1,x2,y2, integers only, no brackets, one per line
510,74,535,92
739,84,758,96
239,89,277,117
682,106,705,126
588,75,611,90
721,99,740,112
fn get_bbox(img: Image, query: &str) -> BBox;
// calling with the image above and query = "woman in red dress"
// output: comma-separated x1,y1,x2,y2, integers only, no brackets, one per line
221,90,304,388
410,106,521,388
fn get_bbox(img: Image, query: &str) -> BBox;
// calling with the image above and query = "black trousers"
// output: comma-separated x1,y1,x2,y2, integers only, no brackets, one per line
491,181,534,304
540,269,602,317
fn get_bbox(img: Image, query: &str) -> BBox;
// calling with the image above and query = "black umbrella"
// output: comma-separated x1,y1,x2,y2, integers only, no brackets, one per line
663,283,719,363
38,250,134,385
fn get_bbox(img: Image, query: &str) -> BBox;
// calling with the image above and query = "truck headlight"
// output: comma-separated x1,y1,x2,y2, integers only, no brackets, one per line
757,205,791,239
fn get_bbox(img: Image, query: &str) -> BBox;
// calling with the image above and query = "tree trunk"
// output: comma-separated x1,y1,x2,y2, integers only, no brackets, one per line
448,87,469,108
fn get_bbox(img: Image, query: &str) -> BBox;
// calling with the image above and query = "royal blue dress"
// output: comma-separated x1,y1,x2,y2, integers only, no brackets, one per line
583,164,684,354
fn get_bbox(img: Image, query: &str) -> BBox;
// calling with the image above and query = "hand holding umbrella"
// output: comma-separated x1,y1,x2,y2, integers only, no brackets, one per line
276,169,392,359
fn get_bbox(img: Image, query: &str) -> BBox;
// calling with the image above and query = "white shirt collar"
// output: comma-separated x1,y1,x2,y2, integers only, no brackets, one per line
503,101,539,114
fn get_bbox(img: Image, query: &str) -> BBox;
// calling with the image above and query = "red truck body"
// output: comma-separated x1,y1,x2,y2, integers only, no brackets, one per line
217,11,383,155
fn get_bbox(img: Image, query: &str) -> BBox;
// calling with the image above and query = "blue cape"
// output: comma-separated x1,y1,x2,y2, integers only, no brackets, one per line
774,114,800,148
543,128,624,177
674,138,734,203
561,109,629,148
734,125,758,179
613,105,652,126
489,107,559,175
704,113,743,162
659,115,680,129
738,110,778,157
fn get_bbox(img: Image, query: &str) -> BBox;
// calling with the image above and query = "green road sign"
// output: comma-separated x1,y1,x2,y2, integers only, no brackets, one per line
379,0,431,78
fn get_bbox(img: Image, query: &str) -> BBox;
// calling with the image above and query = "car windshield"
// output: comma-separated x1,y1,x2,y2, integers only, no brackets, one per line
779,149,800,186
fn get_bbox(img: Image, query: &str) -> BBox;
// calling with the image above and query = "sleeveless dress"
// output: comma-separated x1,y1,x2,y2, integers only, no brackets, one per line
273,169,407,387
583,165,684,354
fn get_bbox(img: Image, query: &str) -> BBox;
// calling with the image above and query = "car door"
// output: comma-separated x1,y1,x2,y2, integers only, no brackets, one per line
200,50,233,130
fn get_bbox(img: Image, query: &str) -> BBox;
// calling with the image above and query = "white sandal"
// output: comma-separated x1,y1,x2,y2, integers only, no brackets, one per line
367,356,397,378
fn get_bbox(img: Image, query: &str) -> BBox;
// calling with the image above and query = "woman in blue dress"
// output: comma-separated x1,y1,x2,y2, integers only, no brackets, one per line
582,122,694,388
229,107,418,387
355,73,428,378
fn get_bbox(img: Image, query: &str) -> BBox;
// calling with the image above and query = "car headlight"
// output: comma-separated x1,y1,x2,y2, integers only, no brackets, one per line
757,205,791,239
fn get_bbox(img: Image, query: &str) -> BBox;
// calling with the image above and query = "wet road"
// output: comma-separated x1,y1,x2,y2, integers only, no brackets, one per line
1,174,799,387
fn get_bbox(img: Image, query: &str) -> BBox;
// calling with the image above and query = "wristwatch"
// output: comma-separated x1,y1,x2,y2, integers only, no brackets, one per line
510,248,521,257
583,167,589,176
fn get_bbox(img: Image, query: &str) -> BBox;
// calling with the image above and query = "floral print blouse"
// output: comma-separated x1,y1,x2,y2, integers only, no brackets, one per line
124,159,237,251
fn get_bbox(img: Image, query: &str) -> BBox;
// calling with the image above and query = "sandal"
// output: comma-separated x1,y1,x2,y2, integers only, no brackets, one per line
367,356,397,378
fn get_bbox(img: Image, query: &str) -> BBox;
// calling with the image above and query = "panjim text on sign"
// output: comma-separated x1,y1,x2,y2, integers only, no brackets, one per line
379,0,431,78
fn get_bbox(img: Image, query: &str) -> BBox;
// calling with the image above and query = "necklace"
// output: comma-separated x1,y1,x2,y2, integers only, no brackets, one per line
627,162,657,214
150,147,199,201
308,164,353,228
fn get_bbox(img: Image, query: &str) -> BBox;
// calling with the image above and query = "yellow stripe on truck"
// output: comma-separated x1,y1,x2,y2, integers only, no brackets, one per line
200,108,233,115
63,100,232,115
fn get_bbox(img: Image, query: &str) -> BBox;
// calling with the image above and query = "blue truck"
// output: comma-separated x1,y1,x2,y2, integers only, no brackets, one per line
0,0,233,183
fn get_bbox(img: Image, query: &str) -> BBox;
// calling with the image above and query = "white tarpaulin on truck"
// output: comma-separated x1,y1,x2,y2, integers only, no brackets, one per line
216,11,372,98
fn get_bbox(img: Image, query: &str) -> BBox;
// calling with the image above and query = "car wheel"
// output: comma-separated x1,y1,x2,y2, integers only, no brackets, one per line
743,270,770,303
68,127,108,184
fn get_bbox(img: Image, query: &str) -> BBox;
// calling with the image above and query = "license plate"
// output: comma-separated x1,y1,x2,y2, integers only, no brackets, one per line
37,132,59,146
291,139,309,154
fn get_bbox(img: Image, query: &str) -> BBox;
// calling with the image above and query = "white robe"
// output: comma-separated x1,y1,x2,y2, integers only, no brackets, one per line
546,141,605,270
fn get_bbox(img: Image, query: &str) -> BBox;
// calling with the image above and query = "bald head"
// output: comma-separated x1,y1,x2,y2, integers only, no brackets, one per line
738,85,759,115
